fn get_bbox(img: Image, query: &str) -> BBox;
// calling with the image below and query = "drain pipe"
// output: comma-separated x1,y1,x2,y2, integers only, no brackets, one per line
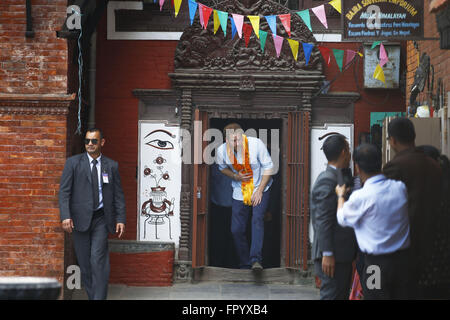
87,31,97,129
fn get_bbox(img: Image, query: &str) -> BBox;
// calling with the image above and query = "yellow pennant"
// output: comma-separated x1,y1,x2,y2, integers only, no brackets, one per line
213,10,220,34
329,0,342,14
373,64,386,84
357,51,364,57
287,39,299,61
174,0,182,17
248,15,260,38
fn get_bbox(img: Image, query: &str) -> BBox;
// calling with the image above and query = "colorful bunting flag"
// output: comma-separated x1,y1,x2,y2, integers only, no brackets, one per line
371,41,381,49
174,0,182,17
248,15,260,39
160,0,165,11
373,64,386,84
230,16,237,39
213,10,220,34
329,0,342,14
312,5,328,29
198,3,204,28
265,15,277,36
279,14,291,37
243,23,253,47
345,50,356,67
318,46,331,66
188,0,198,25
201,5,213,29
296,10,312,32
273,34,284,58
232,14,244,39
379,43,389,67
259,30,268,53
302,42,314,66
287,39,299,61
217,11,228,36
332,49,344,72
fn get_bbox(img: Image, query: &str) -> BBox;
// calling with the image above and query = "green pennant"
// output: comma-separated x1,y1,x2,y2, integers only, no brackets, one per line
259,30,268,53
332,49,345,72
217,10,228,36
371,41,381,49
296,10,312,32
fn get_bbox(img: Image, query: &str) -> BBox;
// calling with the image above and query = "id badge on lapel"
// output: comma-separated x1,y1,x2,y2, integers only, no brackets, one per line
102,172,109,184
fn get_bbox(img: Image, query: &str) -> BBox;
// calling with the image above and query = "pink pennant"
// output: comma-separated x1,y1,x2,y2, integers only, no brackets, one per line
272,34,284,58
345,50,356,67
312,5,328,29
232,14,244,39
201,5,213,29
160,0,165,11
379,43,389,67
278,14,291,37
198,3,204,28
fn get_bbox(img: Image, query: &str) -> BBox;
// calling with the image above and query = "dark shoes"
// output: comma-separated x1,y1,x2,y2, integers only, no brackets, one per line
251,261,263,271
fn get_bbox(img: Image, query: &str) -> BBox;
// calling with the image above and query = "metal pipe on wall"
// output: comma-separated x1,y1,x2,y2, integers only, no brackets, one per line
87,31,97,129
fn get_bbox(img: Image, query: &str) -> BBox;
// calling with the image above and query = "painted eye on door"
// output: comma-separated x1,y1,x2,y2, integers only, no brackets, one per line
146,139,174,150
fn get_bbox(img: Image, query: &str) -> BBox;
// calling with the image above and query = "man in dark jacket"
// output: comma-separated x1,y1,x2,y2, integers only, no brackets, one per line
310,134,357,300
383,117,442,299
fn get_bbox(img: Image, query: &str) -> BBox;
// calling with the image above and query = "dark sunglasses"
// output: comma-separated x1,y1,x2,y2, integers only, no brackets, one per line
85,138,99,145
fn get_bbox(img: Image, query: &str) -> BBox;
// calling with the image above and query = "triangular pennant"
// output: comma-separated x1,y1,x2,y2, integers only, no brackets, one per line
259,30,268,53
296,10,312,32
273,34,284,58
287,39,299,61
371,41,381,49
174,0,182,17
160,0,165,11
329,0,342,14
265,15,277,36
201,5,213,29
318,46,331,66
188,0,198,25
213,10,220,34
248,15,260,39
312,5,328,29
302,42,314,66
198,3,204,28
278,14,291,37
345,50,356,67
373,64,386,84
230,16,237,39
232,14,244,39
379,43,389,67
243,23,253,47
217,10,228,36
332,48,345,72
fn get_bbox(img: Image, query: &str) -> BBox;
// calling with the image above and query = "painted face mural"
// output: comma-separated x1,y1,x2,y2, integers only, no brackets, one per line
139,123,181,245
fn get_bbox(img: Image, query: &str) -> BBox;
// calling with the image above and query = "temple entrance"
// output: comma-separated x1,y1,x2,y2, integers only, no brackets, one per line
208,118,282,269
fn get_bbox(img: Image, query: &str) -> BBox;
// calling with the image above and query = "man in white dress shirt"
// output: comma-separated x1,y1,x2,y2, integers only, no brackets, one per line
336,143,410,299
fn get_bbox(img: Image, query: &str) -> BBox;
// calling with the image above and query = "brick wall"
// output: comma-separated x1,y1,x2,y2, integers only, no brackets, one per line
406,4,450,110
0,0,71,289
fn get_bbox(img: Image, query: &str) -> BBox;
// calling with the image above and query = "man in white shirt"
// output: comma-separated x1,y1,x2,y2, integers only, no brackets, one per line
336,143,410,299
216,123,273,271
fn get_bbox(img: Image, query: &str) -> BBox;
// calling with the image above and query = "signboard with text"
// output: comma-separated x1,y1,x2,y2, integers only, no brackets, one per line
343,0,424,40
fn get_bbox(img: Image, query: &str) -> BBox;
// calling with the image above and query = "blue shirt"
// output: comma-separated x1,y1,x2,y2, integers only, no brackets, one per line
210,163,233,207
337,174,410,255
216,137,273,201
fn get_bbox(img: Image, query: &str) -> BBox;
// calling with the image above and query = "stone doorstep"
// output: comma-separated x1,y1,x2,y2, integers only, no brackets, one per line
108,239,175,253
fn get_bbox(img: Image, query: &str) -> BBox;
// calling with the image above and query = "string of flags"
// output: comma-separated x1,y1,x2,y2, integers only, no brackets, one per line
153,0,389,84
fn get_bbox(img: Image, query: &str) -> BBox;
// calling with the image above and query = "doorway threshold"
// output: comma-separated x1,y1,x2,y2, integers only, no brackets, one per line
192,266,314,286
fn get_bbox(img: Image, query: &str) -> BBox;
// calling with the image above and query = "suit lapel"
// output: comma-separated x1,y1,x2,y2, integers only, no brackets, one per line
83,153,92,184
100,156,109,185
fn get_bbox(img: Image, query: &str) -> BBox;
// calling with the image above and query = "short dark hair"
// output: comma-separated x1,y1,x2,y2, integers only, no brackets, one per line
354,143,381,174
322,134,348,162
223,123,243,138
86,127,103,139
388,118,415,144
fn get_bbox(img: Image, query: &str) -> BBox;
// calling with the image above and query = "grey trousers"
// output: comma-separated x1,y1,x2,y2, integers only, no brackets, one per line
72,214,110,300
314,259,353,300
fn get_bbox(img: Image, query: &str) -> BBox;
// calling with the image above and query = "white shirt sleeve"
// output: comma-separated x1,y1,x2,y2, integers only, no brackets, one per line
216,144,228,171
337,191,367,228
257,139,273,171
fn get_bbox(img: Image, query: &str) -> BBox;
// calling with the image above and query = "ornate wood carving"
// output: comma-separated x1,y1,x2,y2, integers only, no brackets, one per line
174,0,322,71
0,94,75,115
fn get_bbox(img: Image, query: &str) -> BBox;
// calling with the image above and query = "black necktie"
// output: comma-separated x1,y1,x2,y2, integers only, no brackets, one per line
91,159,99,210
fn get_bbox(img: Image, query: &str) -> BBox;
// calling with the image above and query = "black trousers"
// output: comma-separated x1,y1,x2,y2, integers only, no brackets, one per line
314,259,353,300
362,249,410,300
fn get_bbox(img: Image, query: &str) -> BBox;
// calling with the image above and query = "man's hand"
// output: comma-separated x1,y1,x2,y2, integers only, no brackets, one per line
251,188,263,207
322,255,335,278
116,223,125,238
61,219,74,233
335,185,348,198
236,170,252,182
